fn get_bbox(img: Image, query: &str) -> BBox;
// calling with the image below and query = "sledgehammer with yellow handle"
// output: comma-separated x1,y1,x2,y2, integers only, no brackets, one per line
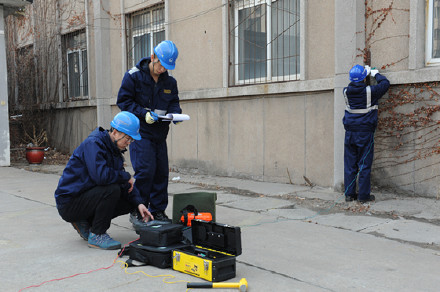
187,278,248,291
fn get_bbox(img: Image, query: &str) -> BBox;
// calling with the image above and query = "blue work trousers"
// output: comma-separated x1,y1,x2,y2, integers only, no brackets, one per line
58,184,134,234
130,138,169,213
344,131,375,201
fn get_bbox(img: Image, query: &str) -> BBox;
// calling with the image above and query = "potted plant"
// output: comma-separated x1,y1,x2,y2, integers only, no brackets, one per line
24,125,48,164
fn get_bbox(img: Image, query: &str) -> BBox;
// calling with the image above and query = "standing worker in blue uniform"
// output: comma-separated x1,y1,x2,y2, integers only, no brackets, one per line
54,112,153,250
117,40,181,222
343,64,390,203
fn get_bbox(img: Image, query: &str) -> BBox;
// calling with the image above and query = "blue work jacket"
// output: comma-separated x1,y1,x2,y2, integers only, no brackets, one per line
117,57,182,141
54,127,143,209
343,73,390,132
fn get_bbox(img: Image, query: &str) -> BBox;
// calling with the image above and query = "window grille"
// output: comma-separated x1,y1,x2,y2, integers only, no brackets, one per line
62,29,88,100
229,0,300,85
126,4,165,68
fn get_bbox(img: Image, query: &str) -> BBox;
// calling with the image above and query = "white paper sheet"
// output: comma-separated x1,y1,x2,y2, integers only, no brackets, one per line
158,113,190,122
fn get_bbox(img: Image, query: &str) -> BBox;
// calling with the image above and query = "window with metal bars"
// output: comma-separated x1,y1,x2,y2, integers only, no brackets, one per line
125,4,165,68
427,0,440,65
229,0,300,85
62,29,88,100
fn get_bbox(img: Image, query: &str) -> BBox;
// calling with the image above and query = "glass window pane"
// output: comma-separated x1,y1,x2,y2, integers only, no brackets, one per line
153,30,165,47
432,0,440,58
67,31,86,50
271,0,299,77
81,50,88,96
127,5,165,68
238,4,267,81
231,0,301,85
133,12,151,34
68,52,80,98
134,33,150,62
64,30,88,100
152,7,164,26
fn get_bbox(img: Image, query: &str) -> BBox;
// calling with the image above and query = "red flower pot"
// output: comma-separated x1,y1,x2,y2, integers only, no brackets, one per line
26,147,45,164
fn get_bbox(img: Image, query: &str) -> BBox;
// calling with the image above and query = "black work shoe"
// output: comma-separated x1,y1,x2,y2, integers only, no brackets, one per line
151,211,172,222
345,194,358,202
358,195,375,203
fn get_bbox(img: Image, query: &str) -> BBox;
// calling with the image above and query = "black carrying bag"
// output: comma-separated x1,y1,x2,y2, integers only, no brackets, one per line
119,239,189,269
138,223,184,247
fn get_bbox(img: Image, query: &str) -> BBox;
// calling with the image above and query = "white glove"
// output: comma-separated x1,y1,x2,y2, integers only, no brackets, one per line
370,69,379,77
145,111,158,124
364,65,371,76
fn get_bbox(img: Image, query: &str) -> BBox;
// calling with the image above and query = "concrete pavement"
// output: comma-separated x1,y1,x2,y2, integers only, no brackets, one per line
2,164,440,291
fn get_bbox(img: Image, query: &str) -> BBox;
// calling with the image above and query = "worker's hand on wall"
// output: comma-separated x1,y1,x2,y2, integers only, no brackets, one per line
371,69,379,77
364,65,371,76
146,111,158,124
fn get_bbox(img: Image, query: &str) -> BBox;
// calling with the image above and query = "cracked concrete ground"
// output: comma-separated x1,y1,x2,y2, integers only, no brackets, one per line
2,165,440,292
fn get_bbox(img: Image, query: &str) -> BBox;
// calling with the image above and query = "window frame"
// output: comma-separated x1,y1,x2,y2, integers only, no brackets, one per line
426,0,440,65
63,30,88,101
232,0,301,85
126,4,165,68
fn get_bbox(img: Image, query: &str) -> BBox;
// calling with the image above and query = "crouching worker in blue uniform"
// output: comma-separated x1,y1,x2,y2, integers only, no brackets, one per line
117,40,181,224
54,112,153,250
343,65,390,203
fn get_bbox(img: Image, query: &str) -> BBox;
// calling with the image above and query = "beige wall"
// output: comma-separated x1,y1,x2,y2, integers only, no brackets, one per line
168,0,224,91
169,91,334,185
50,107,97,153
366,0,410,72
59,0,85,34
307,0,335,80
124,0,162,13
109,0,124,102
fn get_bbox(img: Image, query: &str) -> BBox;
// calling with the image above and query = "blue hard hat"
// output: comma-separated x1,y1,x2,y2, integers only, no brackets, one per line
349,64,368,82
110,111,141,141
154,40,179,70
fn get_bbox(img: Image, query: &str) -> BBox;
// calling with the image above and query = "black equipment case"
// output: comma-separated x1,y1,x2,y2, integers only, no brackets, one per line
119,239,189,269
172,220,242,282
118,222,188,269
138,222,184,247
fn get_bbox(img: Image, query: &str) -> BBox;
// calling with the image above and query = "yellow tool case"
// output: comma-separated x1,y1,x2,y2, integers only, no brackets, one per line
172,220,242,282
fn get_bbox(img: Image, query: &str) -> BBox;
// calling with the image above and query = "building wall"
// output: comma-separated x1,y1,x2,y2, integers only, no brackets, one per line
49,107,97,153
363,0,439,196
164,0,336,186
0,6,11,166
168,75,335,186
168,0,224,91
169,90,334,186
307,0,335,80
6,0,439,196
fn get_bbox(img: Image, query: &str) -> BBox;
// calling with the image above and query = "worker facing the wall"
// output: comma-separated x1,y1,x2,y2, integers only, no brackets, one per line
343,64,390,203
117,40,182,224
54,111,153,250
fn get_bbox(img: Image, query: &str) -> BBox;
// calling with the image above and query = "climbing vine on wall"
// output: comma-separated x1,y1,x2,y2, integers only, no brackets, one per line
6,0,87,149
363,0,439,193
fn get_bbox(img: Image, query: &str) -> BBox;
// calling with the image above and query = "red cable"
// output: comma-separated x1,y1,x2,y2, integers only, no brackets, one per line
18,238,139,292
